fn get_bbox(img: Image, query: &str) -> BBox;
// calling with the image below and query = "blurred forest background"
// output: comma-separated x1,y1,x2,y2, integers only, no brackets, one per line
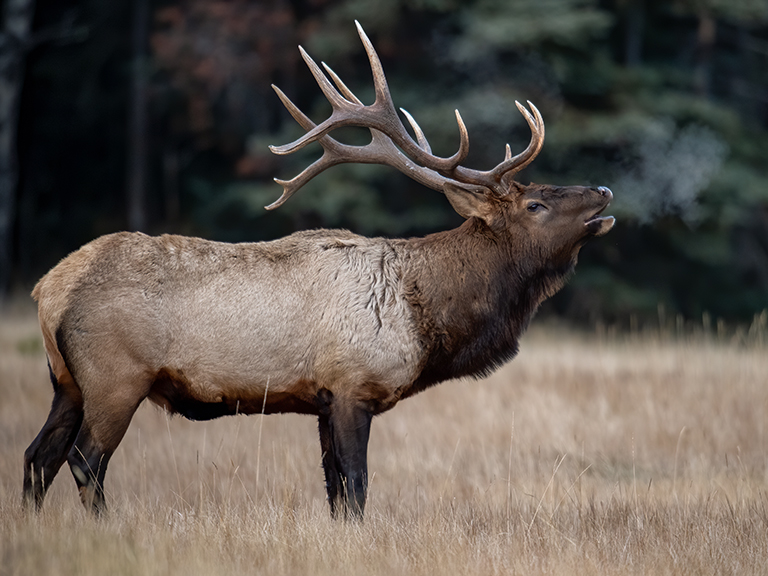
1,0,767,324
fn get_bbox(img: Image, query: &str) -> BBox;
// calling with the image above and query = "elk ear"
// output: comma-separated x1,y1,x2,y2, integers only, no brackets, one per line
443,182,491,221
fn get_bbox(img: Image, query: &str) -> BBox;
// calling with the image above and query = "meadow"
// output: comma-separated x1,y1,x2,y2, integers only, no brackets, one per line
1,304,767,575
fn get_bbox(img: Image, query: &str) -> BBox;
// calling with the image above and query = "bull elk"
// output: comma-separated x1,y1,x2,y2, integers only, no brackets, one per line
23,22,614,519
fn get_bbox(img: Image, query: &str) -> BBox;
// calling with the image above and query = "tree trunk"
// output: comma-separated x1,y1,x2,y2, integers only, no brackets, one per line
0,0,35,298
127,0,149,232
695,12,716,97
624,0,644,68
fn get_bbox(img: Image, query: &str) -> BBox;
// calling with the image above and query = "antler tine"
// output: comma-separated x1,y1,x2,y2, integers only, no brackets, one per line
299,46,351,109
323,62,363,106
354,20,392,108
399,108,432,154
270,85,312,130
270,167,329,210
504,143,512,161
449,109,470,166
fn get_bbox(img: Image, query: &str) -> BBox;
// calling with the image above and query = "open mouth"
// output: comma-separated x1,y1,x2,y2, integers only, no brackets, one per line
585,206,607,225
584,205,615,236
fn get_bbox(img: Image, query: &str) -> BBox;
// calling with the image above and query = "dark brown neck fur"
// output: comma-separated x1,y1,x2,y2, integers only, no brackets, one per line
400,218,576,393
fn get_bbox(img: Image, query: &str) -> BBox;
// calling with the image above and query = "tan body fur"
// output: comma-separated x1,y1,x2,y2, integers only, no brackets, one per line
35,231,425,418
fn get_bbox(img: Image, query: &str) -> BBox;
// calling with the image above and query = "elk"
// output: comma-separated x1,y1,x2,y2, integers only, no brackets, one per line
23,22,614,519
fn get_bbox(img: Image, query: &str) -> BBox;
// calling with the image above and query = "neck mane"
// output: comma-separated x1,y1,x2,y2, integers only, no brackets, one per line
400,218,576,393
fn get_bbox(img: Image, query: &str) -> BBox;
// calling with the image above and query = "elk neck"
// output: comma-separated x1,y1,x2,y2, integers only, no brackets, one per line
398,217,577,393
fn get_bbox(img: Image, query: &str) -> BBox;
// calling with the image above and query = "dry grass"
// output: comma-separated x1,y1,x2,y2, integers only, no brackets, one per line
1,305,768,575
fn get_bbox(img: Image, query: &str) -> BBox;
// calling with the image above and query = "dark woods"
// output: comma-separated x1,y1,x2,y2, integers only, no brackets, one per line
4,0,768,322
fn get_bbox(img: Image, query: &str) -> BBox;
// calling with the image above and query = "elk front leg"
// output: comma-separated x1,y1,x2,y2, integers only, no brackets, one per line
317,390,372,519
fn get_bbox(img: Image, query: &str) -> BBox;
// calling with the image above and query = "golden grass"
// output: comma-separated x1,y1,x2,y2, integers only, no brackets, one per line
1,307,768,575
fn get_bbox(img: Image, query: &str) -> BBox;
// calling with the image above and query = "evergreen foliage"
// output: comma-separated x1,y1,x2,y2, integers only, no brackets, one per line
9,0,768,322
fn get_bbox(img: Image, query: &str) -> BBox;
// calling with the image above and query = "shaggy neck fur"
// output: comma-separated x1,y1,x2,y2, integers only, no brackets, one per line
400,217,578,393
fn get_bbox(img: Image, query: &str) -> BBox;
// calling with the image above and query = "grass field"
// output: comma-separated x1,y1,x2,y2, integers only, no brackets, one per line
1,304,767,575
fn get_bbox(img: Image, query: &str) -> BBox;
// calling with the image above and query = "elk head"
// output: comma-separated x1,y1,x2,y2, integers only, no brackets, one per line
269,21,614,263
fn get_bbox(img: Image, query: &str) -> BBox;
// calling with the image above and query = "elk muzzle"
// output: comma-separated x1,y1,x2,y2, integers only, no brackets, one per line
585,186,615,236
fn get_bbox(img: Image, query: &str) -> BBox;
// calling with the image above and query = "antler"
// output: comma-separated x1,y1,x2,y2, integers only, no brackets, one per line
267,82,465,209
451,101,545,189
268,21,545,208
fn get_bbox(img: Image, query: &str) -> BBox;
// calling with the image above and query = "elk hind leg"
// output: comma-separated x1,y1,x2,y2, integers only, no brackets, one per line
67,385,146,515
23,368,84,510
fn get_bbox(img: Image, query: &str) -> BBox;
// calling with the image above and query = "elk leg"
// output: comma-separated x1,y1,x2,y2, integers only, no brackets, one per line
67,421,113,515
23,374,84,510
317,391,372,519
67,394,143,516
318,412,341,517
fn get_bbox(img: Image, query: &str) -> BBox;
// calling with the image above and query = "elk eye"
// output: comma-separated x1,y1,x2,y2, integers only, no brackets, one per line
527,203,542,212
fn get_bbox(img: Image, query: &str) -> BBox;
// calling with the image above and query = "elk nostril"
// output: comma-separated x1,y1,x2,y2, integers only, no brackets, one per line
597,186,612,198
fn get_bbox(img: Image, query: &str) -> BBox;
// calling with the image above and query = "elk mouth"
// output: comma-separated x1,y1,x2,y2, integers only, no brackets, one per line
584,206,615,237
